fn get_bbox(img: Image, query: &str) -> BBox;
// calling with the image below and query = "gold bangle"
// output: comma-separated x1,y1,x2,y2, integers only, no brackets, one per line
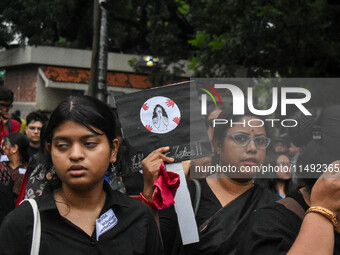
306,206,337,227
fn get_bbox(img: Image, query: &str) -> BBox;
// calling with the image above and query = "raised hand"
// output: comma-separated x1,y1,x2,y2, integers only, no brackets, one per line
142,147,174,200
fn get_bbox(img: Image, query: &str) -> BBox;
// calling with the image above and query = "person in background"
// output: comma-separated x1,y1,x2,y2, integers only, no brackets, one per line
258,152,294,198
274,138,289,154
1,133,29,203
0,86,20,144
25,110,48,159
11,110,26,133
289,142,301,166
0,160,14,224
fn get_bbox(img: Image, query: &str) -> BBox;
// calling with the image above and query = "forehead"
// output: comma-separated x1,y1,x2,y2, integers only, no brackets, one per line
227,116,266,135
277,154,290,162
28,121,43,127
52,120,101,138
208,108,222,120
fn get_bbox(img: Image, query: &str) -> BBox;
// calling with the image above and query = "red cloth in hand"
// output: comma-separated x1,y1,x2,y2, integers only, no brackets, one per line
152,163,180,209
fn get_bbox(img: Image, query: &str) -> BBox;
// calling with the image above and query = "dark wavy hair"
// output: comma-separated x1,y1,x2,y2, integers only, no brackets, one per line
26,110,48,126
152,104,168,119
0,86,14,103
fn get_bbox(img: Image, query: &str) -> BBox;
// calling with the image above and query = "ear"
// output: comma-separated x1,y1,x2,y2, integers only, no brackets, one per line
110,138,120,164
12,144,19,154
213,139,221,155
46,143,51,153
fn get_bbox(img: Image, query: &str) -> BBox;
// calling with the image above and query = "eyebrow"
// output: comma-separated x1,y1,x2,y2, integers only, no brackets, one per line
52,133,102,141
233,131,266,136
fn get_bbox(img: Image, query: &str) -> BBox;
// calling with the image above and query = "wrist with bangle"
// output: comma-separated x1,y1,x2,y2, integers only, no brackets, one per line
139,192,157,210
306,206,337,227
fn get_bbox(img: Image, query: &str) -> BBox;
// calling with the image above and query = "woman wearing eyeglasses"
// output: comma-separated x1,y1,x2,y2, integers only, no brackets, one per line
142,110,278,254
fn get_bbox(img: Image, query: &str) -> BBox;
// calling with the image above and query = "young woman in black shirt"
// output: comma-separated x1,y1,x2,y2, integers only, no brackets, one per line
0,96,163,255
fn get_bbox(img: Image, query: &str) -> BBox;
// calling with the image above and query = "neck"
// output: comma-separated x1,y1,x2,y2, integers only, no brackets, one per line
299,187,311,206
276,181,286,197
215,173,254,196
56,181,106,210
30,142,40,149
9,156,22,169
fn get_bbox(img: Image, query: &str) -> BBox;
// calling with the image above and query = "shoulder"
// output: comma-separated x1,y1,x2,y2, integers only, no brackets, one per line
10,119,20,131
236,201,303,254
109,189,151,216
245,200,303,237
0,200,34,236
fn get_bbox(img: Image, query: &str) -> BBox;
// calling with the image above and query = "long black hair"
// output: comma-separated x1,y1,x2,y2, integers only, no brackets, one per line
3,133,29,164
152,104,168,119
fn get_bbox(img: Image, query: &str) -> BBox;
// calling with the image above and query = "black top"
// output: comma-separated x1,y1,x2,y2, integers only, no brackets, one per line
0,182,163,255
27,145,40,160
159,178,278,255
236,189,340,254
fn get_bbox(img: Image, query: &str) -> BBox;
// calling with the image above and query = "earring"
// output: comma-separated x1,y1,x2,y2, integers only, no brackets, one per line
50,166,56,176
110,163,116,174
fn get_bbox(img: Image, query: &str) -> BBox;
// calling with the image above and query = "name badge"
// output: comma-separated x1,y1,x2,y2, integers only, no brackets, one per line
19,168,26,174
96,209,118,241
0,155,9,162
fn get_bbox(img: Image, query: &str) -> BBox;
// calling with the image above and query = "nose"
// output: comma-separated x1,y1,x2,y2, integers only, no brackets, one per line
69,143,85,161
246,139,257,153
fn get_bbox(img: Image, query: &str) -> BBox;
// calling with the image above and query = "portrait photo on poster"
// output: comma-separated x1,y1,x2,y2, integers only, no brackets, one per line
115,81,212,172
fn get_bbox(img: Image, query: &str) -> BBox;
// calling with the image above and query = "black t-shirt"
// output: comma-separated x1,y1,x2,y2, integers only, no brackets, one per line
0,182,163,255
236,189,340,255
27,145,40,160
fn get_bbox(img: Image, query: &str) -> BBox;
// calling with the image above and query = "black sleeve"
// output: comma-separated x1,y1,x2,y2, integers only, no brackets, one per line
158,180,198,255
0,201,34,255
145,207,164,255
159,205,179,255
236,204,301,255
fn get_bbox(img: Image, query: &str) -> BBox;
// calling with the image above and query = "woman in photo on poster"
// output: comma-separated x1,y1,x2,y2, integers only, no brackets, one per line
152,104,169,132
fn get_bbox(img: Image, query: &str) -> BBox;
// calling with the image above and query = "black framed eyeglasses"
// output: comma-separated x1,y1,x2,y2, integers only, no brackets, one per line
0,103,12,111
226,132,271,149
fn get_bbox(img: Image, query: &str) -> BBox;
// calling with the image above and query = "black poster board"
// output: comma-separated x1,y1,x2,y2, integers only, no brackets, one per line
115,81,212,171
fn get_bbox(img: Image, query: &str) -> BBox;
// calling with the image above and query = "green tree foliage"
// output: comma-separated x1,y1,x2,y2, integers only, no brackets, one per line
0,0,339,79
187,0,340,77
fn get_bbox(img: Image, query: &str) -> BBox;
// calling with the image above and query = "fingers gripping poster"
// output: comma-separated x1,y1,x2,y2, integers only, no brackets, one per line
115,81,212,171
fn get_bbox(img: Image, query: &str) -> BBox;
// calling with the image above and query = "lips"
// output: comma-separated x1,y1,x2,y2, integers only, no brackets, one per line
241,158,258,166
68,165,87,177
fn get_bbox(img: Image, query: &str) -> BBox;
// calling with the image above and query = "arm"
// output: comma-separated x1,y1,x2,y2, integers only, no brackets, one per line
287,161,340,255
287,213,334,255
238,161,340,255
